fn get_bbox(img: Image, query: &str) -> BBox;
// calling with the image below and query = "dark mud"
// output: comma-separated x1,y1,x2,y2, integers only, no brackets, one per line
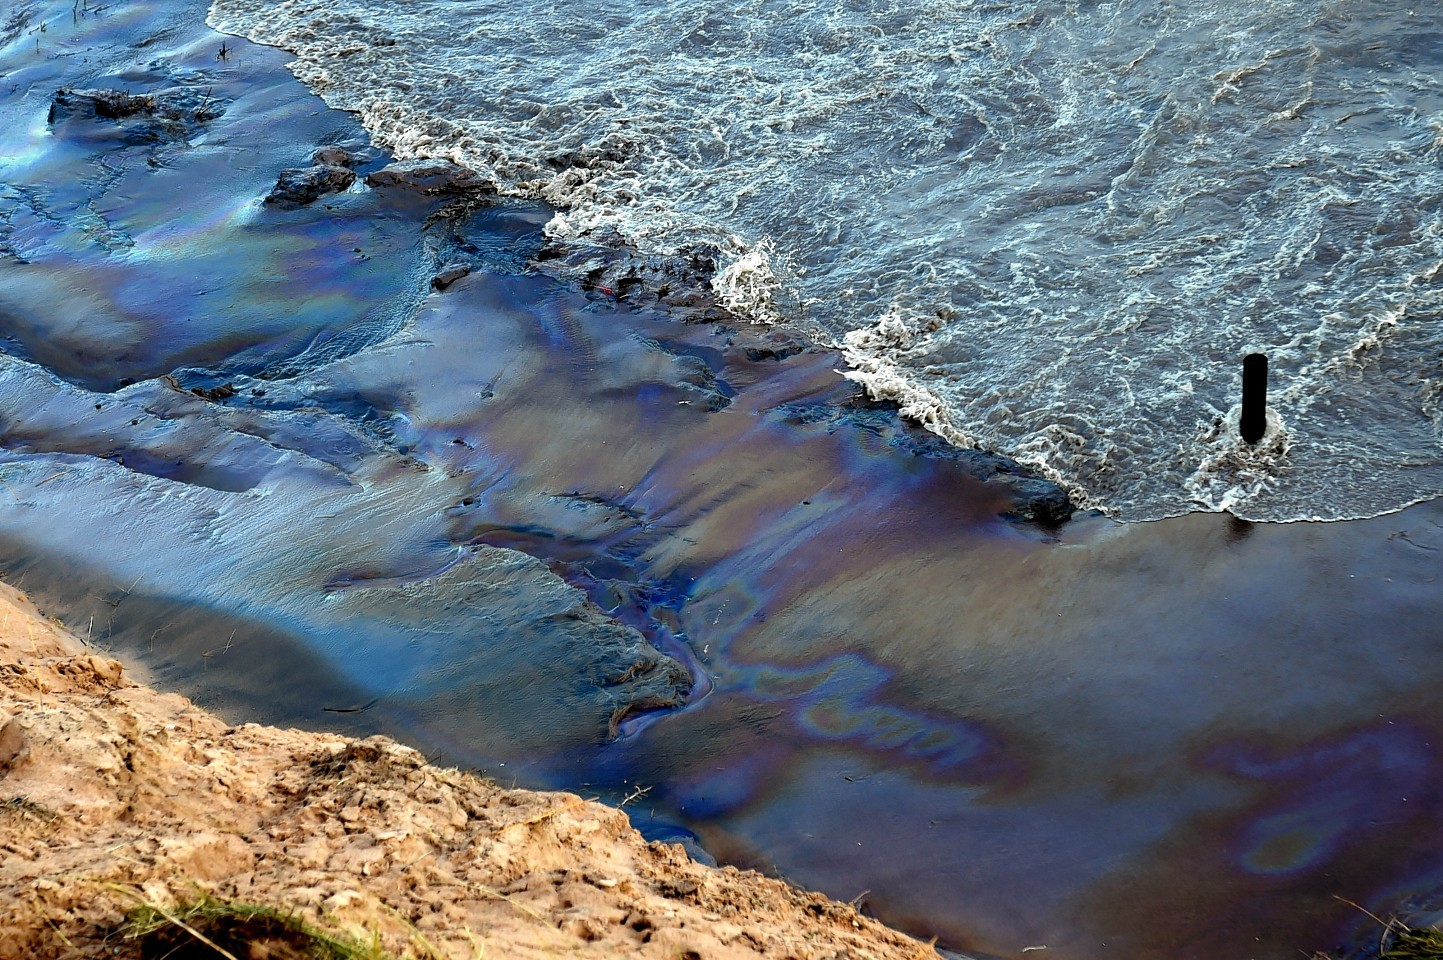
2,3,1443,960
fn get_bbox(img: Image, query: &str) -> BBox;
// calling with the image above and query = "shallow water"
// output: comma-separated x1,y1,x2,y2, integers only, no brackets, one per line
205,0,1443,521
4,3,1443,959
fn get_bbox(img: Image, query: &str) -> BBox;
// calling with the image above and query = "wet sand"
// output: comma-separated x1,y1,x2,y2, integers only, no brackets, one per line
3,2,1443,959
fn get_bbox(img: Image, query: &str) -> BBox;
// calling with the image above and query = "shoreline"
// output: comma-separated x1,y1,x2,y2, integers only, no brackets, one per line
5,2,1443,958
205,0,1443,526
0,580,947,959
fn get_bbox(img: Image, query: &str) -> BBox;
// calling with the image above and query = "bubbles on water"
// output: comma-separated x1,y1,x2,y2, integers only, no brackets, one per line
710,238,787,324
841,310,981,449
1186,404,1291,518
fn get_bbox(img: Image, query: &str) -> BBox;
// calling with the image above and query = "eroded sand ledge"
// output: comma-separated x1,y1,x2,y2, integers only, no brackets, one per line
0,582,942,960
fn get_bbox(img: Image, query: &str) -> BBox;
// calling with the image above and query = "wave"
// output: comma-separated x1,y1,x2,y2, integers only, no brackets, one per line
208,0,1443,521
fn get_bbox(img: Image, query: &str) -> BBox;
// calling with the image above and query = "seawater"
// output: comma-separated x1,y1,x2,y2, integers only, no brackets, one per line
206,0,1443,521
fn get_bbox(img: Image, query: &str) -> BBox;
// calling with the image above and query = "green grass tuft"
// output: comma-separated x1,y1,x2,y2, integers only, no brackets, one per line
117,892,401,960
1383,927,1443,960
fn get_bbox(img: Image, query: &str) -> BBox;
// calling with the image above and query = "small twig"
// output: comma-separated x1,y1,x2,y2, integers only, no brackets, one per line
104,575,144,608
518,797,586,826
401,850,433,870
104,884,242,960
45,915,77,951
471,885,546,922
1334,895,1391,929
194,86,217,122
1334,895,1400,958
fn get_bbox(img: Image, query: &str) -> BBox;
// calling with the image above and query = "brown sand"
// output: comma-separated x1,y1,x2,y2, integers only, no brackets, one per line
0,581,943,960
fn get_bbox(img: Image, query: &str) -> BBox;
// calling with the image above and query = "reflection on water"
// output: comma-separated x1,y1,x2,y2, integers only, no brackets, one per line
2,4,1443,959
616,504,1443,957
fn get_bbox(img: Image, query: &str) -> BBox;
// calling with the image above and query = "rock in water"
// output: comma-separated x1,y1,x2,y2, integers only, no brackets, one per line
264,164,357,207
311,146,357,167
431,263,472,290
994,475,1075,526
49,87,154,120
47,86,222,143
364,158,492,195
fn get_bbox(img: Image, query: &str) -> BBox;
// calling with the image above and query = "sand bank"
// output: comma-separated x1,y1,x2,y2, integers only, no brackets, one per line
0,581,945,959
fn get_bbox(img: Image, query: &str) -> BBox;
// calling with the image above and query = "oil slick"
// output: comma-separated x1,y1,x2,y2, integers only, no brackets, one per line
3,3,1443,960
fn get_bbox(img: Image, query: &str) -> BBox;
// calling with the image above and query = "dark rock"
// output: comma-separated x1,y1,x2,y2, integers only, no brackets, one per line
50,87,154,119
632,335,734,411
676,356,733,411
781,390,1076,526
47,86,222,143
608,689,690,740
994,475,1075,525
742,332,806,363
363,158,491,195
311,146,356,167
431,262,472,290
190,383,236,402
544,141,639,170
533,228,726,322
264,164,356,207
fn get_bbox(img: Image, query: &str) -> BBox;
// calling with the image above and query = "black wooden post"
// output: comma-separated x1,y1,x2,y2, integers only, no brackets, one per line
1240,353,1268,444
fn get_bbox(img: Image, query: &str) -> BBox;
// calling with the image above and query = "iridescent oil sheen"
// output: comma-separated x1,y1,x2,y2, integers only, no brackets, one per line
2,4,1442,960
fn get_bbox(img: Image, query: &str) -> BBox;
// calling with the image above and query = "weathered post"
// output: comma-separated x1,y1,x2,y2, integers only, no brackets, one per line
1240,353,1268,444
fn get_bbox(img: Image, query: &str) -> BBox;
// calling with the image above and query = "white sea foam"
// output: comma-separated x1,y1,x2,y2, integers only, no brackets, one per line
711,240,787,325
841,311,977,446
209,0,1443,521
1184,404,1292,518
